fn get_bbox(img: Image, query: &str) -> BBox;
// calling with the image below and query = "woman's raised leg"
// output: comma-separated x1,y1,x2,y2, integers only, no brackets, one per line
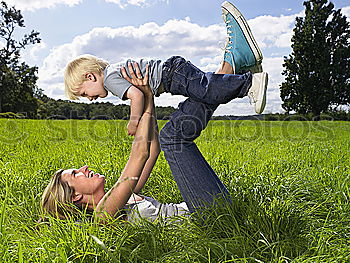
159,63,253,213
159,98,229,213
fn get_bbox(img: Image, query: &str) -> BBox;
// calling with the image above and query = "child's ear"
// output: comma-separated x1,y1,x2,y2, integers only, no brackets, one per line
84,73,96,81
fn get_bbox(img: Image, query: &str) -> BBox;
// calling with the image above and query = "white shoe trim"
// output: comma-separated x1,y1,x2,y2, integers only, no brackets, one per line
254,72,268,114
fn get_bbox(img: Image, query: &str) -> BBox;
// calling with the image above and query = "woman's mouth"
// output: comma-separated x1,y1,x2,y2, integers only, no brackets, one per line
88,170,105,178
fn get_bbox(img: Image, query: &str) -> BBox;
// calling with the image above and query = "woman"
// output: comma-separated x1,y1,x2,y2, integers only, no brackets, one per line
41,53,267,223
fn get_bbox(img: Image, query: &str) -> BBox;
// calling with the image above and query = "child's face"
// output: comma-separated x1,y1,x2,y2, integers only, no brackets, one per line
77,72,107,101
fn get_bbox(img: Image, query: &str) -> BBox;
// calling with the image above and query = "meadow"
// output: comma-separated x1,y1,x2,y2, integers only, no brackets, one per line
0,119,349,262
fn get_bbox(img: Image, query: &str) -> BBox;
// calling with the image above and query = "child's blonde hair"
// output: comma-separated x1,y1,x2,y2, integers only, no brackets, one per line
64,55,109,100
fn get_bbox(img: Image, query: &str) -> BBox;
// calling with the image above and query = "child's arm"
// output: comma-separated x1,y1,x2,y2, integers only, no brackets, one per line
124,86,144,136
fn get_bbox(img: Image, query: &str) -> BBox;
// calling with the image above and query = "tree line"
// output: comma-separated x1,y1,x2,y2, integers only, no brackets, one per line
0,94,177,120
0,0,349,120
35,95,177,120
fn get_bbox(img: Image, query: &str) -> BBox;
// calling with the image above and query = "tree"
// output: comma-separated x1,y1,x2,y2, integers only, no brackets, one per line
280,0,350,117
0,1,41,116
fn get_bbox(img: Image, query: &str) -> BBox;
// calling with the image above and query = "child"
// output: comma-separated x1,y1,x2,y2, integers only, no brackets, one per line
64,1,267,136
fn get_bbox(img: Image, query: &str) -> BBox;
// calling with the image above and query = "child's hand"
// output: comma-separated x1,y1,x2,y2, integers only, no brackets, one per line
127,121,138,136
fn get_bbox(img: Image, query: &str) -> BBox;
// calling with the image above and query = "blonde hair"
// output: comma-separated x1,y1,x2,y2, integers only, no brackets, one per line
64,55,109,100
41,169,81,219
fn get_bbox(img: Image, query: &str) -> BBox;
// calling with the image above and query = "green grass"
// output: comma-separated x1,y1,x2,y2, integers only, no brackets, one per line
0,119,349,262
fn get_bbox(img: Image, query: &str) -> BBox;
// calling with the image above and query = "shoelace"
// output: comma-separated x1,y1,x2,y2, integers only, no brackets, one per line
223,42,236,73
224,14,235,46
227,26,234,39
247,89,257,104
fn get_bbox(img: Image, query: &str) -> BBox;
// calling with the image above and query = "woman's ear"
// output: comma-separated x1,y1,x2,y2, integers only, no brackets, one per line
72,193,83,203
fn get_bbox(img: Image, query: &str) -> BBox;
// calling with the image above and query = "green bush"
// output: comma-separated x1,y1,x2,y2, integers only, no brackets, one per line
0,112,26,119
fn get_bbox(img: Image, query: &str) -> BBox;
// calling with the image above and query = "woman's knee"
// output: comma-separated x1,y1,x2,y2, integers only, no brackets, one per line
159,114,202,147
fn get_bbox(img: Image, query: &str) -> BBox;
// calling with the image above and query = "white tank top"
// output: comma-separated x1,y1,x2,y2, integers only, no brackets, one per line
124,194,189,223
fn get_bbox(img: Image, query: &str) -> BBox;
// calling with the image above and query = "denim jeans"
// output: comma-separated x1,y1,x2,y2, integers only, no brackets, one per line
159,56,252,213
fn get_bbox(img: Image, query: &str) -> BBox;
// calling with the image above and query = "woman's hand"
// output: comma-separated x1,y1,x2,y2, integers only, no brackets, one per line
121,62,152,97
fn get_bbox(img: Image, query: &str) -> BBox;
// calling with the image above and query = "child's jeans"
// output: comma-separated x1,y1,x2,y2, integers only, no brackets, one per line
159,56,252,213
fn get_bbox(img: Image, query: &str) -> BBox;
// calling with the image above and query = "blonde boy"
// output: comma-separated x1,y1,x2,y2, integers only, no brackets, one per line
64,56,163,135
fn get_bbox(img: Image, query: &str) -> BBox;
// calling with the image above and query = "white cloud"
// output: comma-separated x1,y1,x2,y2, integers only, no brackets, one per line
19,41,48,66
341,6,350,20
263,57,285,84
5,0,83,11
248,12,303,48
29,41,48,60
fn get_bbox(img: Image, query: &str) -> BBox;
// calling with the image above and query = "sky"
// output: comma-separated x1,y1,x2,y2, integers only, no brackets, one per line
4,0,350,116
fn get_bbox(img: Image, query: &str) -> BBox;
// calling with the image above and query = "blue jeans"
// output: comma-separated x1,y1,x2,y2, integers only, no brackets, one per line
160,56,252,213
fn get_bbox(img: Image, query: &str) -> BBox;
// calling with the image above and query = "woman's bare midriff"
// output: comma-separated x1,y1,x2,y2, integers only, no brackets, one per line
126,193,144,204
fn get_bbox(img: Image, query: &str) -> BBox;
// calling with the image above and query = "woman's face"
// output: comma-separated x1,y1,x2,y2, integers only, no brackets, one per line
61,165,106,203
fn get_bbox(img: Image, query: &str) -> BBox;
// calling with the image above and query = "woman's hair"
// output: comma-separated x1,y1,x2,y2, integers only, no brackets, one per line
64,54,109,100
41,169,82,220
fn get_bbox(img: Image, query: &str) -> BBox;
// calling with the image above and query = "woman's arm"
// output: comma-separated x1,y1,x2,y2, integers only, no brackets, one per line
124,62,160,193
95,63,153,219
124,63,161,193
134,103,160,194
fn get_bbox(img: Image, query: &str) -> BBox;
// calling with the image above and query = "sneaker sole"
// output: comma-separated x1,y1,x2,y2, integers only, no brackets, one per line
256,72,268,114
222,1,263,64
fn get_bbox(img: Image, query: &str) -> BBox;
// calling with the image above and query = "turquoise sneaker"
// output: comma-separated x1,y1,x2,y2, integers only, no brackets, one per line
221,1,263,74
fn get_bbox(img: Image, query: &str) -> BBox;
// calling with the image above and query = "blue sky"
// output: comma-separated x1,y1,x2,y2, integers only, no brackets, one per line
5,0,350,115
